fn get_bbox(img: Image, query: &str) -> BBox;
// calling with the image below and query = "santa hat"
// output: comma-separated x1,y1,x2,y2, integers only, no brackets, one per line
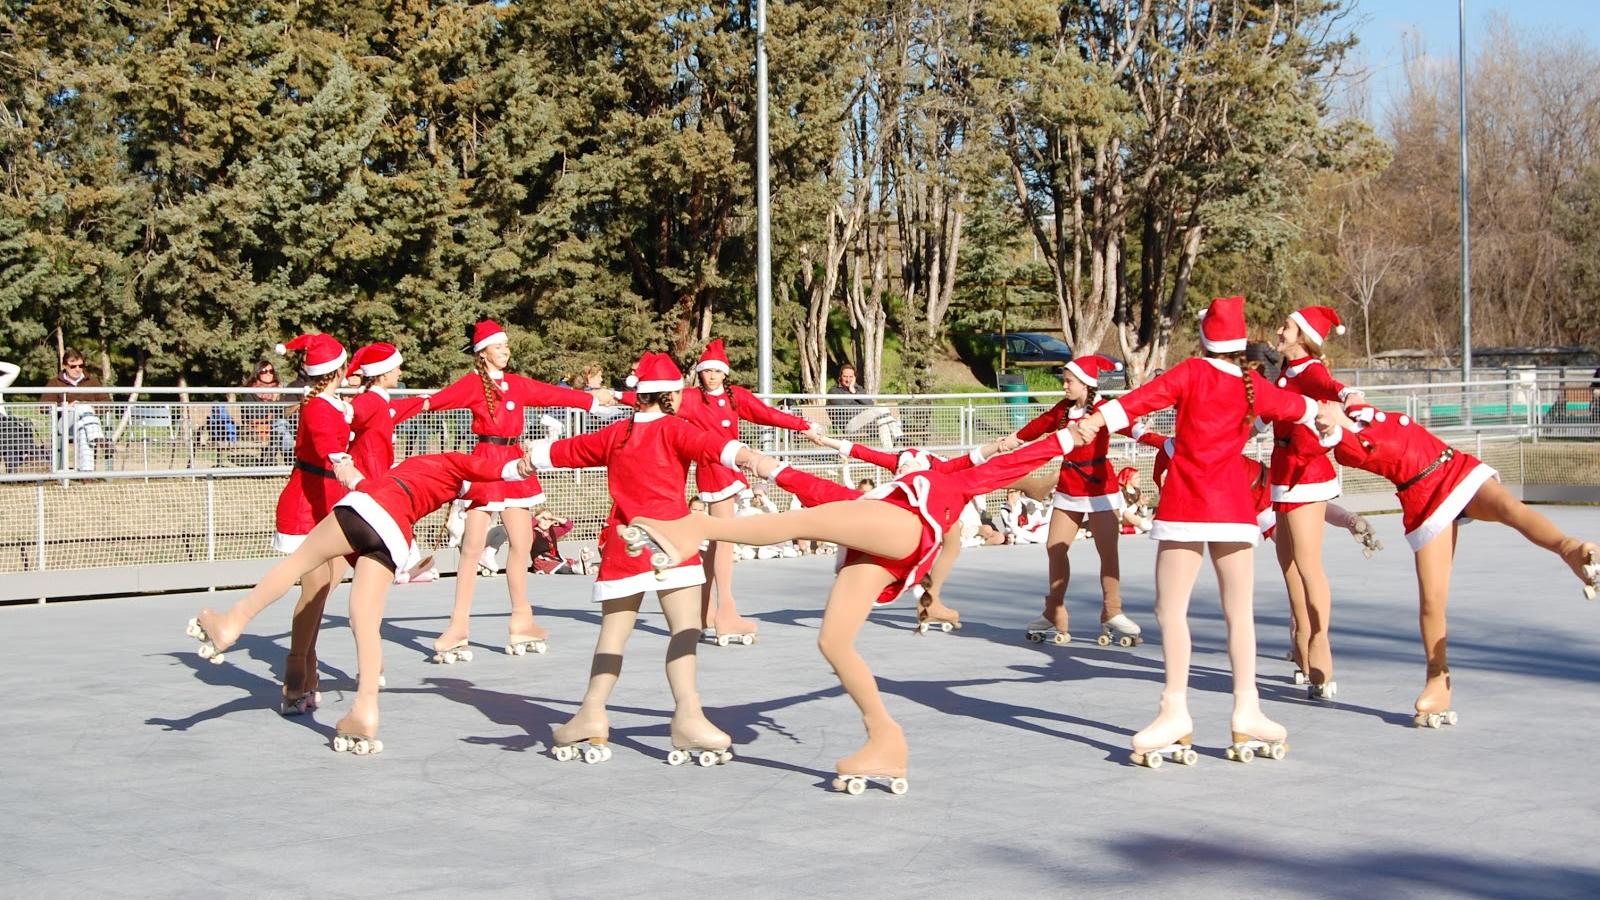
895,448,935,475
465,319,508,354
275,333,347,378
1064,354,1123,388
1199,295,1248,354
1289,305,1346,346
695,338,731,374
348,342,403,381
1116,466,1138,489
626,351,685,393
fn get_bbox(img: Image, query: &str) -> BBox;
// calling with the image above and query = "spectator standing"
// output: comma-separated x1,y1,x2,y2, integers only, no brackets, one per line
42,349,111,471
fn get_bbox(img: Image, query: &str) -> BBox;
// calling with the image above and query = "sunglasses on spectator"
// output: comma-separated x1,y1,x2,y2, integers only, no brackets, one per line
65,363,84,370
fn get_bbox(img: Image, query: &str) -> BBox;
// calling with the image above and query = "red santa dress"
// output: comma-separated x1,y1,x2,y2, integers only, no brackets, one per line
678,385,812,502
272,392,354,552
1014,399,1135,513
1268,356,1358,508
348,385,427,479
336,452,526,568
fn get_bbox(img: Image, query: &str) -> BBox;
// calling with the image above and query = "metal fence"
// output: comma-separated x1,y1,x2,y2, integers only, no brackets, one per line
0,378,1596,592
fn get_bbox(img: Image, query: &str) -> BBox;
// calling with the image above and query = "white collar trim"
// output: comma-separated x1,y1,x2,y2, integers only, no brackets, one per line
1283,357,1321,378
1203,357,1242,377
703,387,726,396
633,411,667,423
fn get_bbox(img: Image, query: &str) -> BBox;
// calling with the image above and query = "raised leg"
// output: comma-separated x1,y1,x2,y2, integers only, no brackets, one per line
191,516,354,655
1463,478,1599,590
437,508,492,652
634,501,922,566
822,560,907,778
500,507,550,643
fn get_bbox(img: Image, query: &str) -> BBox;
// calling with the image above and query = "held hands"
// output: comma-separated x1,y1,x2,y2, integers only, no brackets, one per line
518,440,538,478
332,456,362,489
1315,400,1353,437
1073,411,1106,442
992,434,1023,453
591,387,616,406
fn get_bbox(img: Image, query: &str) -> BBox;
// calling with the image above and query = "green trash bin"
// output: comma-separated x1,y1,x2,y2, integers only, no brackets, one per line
998,374,1030,430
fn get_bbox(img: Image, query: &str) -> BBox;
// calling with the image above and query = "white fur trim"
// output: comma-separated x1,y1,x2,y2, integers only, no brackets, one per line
1098,399,1130,434
473,331,509,353
1290,310,1325,345
1150,520,1262,545
359,351,402,378
968,445,988,465
593,561,706,601
528,439,554,469
694,360,731,374
1051,491,1127,513
1270,477,1341,503
1257,508,1278,536
698,478,748,503
633,378,684,393
302,349,348,377
1295,396,1317,425
271,531,305,554
1064,360,1095,387
480,492,546,512
719,440,747,470
834,440,855,459
1405,463,1497,552
1201,336,1247,353
1318,425,1343,448
1282,357,1320,378
335,491,410,567
1202,357,1243,377
1130,421,1147,440
633,411,666,423
499,460,525,481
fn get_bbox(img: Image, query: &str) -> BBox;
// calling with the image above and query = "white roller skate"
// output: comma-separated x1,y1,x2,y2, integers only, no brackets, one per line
431,638,473,665
1226,731,1289,763
832,774,909,796
476,547,500,579
1347,514,1383,558
1413,709,1458,728
1097,613,1143,648
703,629,756,647
184,617,227,665
331,729,383,756
618,524,675,579
1308,681,1337,701
1129,735,1198,769
551,716,612,764
915,619,958,635
666,714,734,768
1024,615,1070,646
579,548,594,576
504,634,548,656
1582,549,1599,601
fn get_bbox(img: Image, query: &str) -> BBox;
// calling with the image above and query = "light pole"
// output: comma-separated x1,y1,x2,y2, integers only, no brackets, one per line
755,0,773,394
1458,0,1472,386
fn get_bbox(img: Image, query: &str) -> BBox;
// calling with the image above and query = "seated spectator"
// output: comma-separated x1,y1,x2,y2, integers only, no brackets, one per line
826,363,902,446
42,349,111,472
530,508,586,575
1117,467,1153,534
999,488,1049,544
574,362,629,420
959,497,1007,548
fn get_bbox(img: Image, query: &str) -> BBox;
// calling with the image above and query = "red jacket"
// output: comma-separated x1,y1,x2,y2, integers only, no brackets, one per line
1267,357,1349,501
349,386,427,479
339,452,523,565
273,393,353,546
1331,407,1495,550
1014,398,1134,498
677,385,811,500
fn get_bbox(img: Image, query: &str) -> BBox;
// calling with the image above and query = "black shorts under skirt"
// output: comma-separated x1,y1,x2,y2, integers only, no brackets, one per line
334,506,398,573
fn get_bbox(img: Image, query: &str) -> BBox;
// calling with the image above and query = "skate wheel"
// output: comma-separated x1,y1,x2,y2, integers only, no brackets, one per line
939,622,952,633
1051,633,1070,646
332,736,349,752
845,777,866,796
889,778,909,795
370,740,383,754
1293,670,1307,685
716,635,730,647
1225,746,1236,761
1119,636,1135,648
719,750,734,764
697,750,718,767
740,634,754,646
600,745,613,761
197,643,214,659
582,746,605,765
1025,632,1043,643
1235,746,1254,763
1181,749,1199,766
1270,742,1287,760
1444,711,1457,726
533,642,547,654
185,618,202,638
1097,634,1110,647
553,745,575,762
667,749,688,766
1142,751,1162,769
209,652,225,665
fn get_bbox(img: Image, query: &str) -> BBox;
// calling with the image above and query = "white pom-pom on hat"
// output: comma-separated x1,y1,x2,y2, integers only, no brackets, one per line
274,343,287,356
1336,325,1347,335
1114,361,1124,371
626,374,639,388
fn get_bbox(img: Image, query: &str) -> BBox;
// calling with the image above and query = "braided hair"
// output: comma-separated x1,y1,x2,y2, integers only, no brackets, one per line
473,353,502,421
699,367,739,416
1212,351,1257,429
620,391,677,449
299,369,341,411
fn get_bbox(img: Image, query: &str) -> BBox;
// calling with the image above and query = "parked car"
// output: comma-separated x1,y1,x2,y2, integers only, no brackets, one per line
985,332,1074,368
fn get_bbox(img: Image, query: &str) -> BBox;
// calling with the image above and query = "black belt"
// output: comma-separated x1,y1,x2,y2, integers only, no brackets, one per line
1396,448,1454,493
1061,456,1109,483
477,435,519,446
1274,438,1292,448
388,474,416,506
295,460,337,479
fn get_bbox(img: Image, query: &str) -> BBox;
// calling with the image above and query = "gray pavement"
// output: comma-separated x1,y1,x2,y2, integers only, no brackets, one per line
3,507,1599,899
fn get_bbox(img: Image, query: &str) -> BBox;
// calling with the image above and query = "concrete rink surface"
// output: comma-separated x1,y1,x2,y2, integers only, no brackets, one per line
3,507,1599,899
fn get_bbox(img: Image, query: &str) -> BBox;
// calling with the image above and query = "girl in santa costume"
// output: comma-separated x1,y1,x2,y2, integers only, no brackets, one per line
346,343,435,583
1264,306,1365,701
1073,296,1336,768
419,319,614,661
992,355,1144,649
680,339,819,643
186,448,537,755
798,430,998,632
1317,402,1600,727
622,430,1076,794
522,352,772,766
270,333,355,717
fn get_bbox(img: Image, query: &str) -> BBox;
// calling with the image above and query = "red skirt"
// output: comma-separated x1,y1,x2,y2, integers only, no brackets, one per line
591,516,705,601
463,440,546,510
694,461,748,503
843,487,943,606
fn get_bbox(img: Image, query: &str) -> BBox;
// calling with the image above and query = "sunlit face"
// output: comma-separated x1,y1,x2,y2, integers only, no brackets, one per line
482,342,511,370
1276,319,1305,356
378,367,403,389
1063,370,1091,404
699,368,726,391
838,367,857,389
584,370,604,389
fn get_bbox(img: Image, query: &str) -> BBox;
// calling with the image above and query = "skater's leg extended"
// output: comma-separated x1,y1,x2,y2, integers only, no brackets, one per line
1285,502,1334,686
820,561,906,777
1214,541,1284,741
437,508,492,651
336,558,392,743
500,507,549,643
1087,510,1123,621
637,502,922,565
658,585,729,751
704,497,757,637
193,516,354,654
1413,525,1456,719
1463,479,1599,586
1275,521,1312,676
1131,542,1203,755
554,594,643,747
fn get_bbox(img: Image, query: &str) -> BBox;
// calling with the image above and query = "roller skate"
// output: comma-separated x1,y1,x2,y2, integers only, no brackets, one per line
617,523,678,579
1096,613,1143,648
1129,695,1196,769
579,548,594,576
1564,543,1599,601
1024,604,1071,645
1308,681,1337,702
832,725,909,796
279,653,321,717
476,546,500,579
1347,514,1382,558
914,593,962,635
1226,707,1289,763
1413,672,1457,729
665,709,733,767
430,633,474,665
703,628,756,647
505,634,548,656
331,712,383,756
551,710,612,764
184,610,235,664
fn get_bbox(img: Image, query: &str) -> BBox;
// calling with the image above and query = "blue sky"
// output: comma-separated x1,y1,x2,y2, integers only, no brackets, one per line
1353,0,1600,119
